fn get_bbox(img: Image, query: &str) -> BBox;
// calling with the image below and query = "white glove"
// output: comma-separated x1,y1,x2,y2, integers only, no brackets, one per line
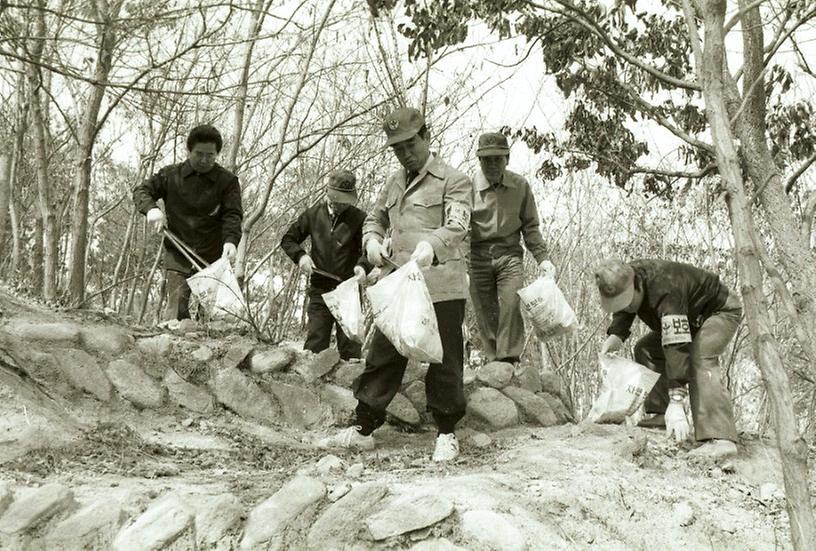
366,239,388,267
665,401,690,443
146,208,165,234
222,243,237,260
410,240,435,269
353,265,366,280
298,255,315,275
539,259,556,278
601,335,623,354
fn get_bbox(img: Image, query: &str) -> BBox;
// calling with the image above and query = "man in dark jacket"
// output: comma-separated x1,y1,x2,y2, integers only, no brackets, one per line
133,125,243,323
595,259,742,460
280,170,369,360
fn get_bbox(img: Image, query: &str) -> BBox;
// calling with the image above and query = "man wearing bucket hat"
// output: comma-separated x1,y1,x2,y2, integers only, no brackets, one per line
280,170,370,360
469,131,555,364
319,107,472,462
133,124,243,325
595,258,743,460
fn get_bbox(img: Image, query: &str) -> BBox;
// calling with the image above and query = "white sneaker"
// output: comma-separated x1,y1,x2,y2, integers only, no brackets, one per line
432,433,459,462
317,426,375,451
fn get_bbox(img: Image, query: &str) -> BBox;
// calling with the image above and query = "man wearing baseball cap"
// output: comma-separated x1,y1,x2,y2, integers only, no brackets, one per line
280,170,370,360
469,131,555,364
595,258,743,460
319,107,473,462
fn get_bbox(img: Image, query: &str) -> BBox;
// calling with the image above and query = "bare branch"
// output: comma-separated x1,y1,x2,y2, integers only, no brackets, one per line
785,152,816,194
724,0,769,33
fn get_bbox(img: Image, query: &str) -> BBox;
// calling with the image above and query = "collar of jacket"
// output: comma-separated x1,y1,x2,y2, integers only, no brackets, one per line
474,169,518,191
180,160,221,180
406,154,445,190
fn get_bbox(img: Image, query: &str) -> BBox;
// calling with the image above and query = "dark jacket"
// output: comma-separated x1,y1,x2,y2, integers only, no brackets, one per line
607,259,731,386
280,201,370,300
133,161,243,270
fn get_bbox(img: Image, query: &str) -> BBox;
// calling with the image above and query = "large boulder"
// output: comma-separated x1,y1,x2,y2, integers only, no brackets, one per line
386,393,421,426
79,326,133,356
251,348,296,374
513,362,542,393
210,368,279,425
295,348,340,383
136,334,173,358
191,493,243,548
476,361,514,389
107,359,164,409
45,496,125,549
365,493,454,541
5,321,80,344
467,388,519,429
502,386,558,427
164,369,215,413
538,391,573,423
307,483,389,549
265,382,332,429
332,360,365,388
60,349,113,401
113,493,194,551
240,476,325,550
318,384,357,425
0,484,75,535
461,509,526,551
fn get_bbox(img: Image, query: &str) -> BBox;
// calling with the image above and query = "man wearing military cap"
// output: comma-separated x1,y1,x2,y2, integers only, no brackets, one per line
319,107,473,462
469,131,555,364
280,170,370,360
595,258,742,460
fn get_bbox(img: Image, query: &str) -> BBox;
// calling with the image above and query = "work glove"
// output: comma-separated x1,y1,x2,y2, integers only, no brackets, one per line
222,243,237,261
298,254,315,276
539,259,556,278
410,240,435,269
146,208,165,234
353,265,366,280
665,401,690,443
601,335,623,355
366,239,388,267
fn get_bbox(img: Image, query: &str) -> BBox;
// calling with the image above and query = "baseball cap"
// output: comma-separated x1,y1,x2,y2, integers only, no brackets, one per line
383,107,425,146
595,259,635,313
476,132,510,157
326,170,357,204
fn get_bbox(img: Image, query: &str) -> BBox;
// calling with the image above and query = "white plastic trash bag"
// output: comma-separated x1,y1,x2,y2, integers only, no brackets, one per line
517,276,578,340
365,260,442,363
186,258,246,319
586,354,661,424
322,277,365,343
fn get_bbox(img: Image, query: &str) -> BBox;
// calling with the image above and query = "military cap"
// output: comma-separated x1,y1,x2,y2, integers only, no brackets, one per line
326,169,357,204
595,259,636,313
476,132,511,157
383,107,425,146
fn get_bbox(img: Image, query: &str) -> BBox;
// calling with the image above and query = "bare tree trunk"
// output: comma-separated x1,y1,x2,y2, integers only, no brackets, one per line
695,2,815,547
234,0,338,278
8,198,21,274
726,1,816,361
31,214,44,296
111,209,136,307
67,0,122,304
27,2,57,300
0,154,10,254
227,0,270,172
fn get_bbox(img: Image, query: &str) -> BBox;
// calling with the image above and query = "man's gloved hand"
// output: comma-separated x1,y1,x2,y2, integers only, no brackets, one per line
146,208,165,234
366,239,388,267
665,401,690,443
353,265,366,280
601,335,623,354
298,254,315,276
410,240,435,269
539,259,556,278
222,243,237,260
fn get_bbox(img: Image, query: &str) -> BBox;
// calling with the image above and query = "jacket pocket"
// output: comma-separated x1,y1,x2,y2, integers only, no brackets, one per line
412,196,443,229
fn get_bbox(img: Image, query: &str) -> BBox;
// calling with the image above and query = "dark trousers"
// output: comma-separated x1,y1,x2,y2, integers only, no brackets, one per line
352,299,466,434
304,297,361,360
164,269,193,321
634,293,742,442
469,255,525,362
